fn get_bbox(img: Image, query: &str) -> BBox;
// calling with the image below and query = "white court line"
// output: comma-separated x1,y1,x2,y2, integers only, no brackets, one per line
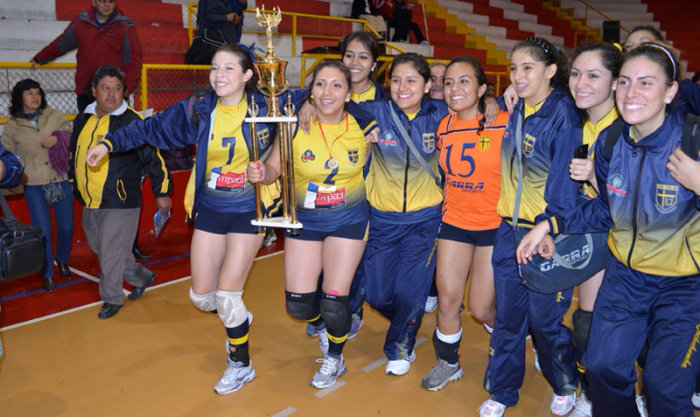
314,380,347,398
271,407,296,417
1,251,284,332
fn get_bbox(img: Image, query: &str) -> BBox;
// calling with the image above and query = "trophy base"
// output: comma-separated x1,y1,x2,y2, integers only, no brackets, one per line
252,217,303,229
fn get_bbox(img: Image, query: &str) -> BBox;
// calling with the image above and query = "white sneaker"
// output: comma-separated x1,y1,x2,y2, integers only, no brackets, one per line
478,399,506,417
385,350,416,376
424,296,438,313
310,354,346,388
635,395,649,417
550,392,576,416
483,323,494,334
693,392,700,409
214,358,256,394
570,392,592,417
318,328,329,356
533,347,541,372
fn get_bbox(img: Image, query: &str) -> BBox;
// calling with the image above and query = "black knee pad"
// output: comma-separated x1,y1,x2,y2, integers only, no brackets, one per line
320,293,350,335
572,308,593,351
285,291,319,321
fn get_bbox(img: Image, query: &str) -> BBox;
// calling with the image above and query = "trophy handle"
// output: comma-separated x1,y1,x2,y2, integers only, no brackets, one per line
256,80,289,98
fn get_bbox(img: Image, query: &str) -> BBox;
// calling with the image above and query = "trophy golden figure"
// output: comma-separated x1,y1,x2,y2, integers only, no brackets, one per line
246,6,302,230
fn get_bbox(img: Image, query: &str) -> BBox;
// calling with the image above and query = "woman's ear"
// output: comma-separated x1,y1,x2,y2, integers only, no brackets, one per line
477,83,488,98
243,69,254,83
544,63,557,80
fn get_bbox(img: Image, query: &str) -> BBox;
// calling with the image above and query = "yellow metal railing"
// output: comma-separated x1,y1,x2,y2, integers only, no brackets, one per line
574,0,630,34
139,63,209,110
0,62,79,124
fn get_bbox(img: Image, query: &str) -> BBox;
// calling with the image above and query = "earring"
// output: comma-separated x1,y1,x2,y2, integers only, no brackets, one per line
665,98,671,104
310,94,314,99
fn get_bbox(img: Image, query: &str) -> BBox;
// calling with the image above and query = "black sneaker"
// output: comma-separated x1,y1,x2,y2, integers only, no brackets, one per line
98,303,122,319
128,273,157,301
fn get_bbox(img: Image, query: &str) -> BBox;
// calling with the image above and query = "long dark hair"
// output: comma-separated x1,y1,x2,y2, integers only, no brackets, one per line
512,37,569,89
446,56,490,134
10,78,47,118
389,53,431,82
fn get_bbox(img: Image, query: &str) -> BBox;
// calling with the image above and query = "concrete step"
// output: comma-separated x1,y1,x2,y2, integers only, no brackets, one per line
0,0,56,20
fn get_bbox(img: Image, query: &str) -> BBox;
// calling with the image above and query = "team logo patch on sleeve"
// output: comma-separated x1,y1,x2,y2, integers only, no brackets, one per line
257,128,270,148
301,149,316,162
656,184,678,212
606,174,627,196
523,133,536,156
422,133,436,153
478,136,491,151
348,149,359,166
380,131,398,145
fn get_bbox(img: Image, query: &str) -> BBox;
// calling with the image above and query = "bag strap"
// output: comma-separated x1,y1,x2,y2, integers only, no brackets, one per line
0,192,17,222
388,104,441,189
603,117,625,162
682,113,700,158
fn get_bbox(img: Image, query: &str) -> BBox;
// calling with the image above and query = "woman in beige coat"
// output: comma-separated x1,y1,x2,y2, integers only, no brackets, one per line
1,79,74,292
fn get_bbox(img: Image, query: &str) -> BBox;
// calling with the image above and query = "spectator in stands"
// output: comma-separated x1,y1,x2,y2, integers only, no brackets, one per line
228,0,246,44
1,79,75,293
31,0,142,113
71,66,172,319
429,62,446,100
351,0,388,39
197,0,241,45
390,0,428,45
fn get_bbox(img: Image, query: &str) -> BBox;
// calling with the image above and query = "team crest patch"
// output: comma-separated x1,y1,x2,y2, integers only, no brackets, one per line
422,133,436,153
256,128,270,148
301,149,316,162
477,136,491,151
523,133,536,156
347,149,359,166
656,184,678,212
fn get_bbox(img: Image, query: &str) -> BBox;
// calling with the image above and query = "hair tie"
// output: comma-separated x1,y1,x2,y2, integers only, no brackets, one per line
645,43,678,79
613,42,623,52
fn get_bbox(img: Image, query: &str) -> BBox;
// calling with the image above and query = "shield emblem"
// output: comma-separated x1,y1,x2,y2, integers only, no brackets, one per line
656,184,678,212
478,136,491,151
348,149,359,165
257,128,270,148
523,133,536,155
422,133,435,153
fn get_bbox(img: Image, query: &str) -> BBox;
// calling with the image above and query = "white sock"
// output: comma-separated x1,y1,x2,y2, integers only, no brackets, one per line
436,327,462,344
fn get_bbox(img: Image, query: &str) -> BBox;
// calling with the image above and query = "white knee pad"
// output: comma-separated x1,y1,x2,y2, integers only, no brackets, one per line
215,290,247,328
189,288,217,312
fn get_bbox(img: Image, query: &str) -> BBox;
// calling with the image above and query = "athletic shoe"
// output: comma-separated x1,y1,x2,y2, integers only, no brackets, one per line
214,358,256,394
693,392,700,409
635,395,649,417
570,392,592,417
306,322,325,337
310,354,346,389
483,323,494,334
424,296,438,313
550,392,576,416
420,359,463,391
478,399,506,417
318,328,329,356
533,347,541,372
348,314,363,339
385,350,416,376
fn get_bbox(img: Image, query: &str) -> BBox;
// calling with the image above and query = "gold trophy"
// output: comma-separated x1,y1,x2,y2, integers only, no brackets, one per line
246,6,302,230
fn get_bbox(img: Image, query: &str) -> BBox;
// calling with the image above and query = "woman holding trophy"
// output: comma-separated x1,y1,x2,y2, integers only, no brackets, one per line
247,60,372,389
86,44,289,395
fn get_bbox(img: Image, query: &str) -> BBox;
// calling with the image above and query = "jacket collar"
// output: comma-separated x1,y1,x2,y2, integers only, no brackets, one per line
84,100,128,117
515,86,568,119
622,110,682,150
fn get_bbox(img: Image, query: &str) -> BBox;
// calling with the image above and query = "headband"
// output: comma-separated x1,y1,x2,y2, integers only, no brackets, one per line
644,42,678,79
526,37,556,61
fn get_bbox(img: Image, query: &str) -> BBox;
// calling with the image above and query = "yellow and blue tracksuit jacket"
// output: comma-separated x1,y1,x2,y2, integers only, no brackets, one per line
550,111,700,276
496,87,582,225
70,101,172,209
361,97,449,221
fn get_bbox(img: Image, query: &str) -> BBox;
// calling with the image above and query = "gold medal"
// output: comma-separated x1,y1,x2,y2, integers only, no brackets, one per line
327,158,339,169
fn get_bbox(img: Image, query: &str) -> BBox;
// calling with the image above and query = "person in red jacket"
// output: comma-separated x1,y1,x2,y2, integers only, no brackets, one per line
31,0,143,113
